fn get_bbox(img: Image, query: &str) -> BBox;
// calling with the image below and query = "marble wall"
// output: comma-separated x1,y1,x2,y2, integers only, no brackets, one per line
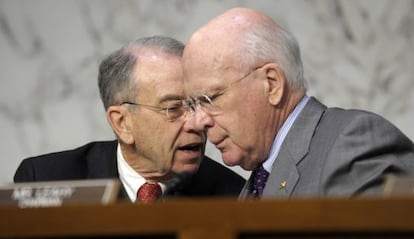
1,0,413,182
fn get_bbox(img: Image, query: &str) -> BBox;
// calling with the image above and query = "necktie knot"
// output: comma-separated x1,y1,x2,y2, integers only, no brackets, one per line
137,182,162,203
250,165,269,197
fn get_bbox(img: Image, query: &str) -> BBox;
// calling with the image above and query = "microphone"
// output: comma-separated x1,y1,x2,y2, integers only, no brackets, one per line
163,172,192,195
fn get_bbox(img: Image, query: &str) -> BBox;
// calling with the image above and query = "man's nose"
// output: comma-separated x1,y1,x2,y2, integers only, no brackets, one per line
183,106,214,133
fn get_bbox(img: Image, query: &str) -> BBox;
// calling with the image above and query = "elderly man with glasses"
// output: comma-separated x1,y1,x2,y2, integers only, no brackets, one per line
182,8,414,198
14,36,245,202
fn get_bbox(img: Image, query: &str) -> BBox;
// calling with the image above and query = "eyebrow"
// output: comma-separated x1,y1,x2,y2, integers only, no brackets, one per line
158,94,185,104
199,84,228,98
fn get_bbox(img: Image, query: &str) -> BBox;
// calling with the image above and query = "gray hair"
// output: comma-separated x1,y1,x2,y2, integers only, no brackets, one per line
98,36,184,110
237,20,307,91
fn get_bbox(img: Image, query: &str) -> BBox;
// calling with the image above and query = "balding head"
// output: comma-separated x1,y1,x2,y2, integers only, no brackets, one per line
200,7,277,34
183,7,306,92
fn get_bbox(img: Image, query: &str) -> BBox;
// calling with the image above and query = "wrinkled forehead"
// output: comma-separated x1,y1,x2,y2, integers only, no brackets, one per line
135,53,186,102
183,36,239,96
182,55,237,97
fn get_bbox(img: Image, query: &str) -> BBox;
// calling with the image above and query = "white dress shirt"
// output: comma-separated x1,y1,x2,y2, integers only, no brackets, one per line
116,143,165,202
262,95,310,173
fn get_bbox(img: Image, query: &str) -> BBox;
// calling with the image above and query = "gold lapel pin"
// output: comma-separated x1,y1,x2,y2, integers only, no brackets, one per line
279,180,287,189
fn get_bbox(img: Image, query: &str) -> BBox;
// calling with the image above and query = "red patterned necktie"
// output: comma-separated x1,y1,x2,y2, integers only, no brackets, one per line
137,182,162,203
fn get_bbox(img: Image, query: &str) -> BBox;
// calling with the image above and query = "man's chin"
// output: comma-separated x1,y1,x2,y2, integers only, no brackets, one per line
222,152,248,168
172,161,201,174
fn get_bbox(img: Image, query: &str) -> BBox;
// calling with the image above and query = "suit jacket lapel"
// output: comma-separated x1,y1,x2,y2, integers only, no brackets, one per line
83,140,129,200
85,140,119,178
263,97,327,198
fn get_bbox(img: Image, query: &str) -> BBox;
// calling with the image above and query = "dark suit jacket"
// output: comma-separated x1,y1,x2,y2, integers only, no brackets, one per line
240,97,414,198
14,140,245,200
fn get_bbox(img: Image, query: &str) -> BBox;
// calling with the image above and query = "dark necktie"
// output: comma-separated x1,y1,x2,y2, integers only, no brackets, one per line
250,165,269,198
137,182,162,203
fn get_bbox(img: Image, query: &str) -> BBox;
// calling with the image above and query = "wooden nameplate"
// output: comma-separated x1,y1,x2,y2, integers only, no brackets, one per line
0,179,120,208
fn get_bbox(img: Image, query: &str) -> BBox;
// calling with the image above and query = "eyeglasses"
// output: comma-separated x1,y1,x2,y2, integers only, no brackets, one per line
121,100,191,121
187,64,267,116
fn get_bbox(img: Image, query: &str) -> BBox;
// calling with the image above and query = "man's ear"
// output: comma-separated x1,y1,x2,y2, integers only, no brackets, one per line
263,63,285,106
106,105,134,144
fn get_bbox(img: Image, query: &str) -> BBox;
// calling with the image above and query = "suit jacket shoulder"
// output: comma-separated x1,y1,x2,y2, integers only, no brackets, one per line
313,106,414,196
14,141,118,182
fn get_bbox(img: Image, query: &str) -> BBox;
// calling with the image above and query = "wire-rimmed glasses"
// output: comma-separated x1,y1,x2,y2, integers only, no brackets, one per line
186,64,267,116
121,100,191,121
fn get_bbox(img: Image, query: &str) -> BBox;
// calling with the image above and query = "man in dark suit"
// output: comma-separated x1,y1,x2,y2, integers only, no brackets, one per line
182,8,414,198
14,36,245,202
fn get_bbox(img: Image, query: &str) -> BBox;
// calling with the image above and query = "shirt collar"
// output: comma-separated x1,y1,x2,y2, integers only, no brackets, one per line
117,143,165,202
262,95,310,172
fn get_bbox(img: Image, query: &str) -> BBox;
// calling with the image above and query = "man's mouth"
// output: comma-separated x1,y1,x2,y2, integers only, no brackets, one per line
211,137,225,148
178,143,203,151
